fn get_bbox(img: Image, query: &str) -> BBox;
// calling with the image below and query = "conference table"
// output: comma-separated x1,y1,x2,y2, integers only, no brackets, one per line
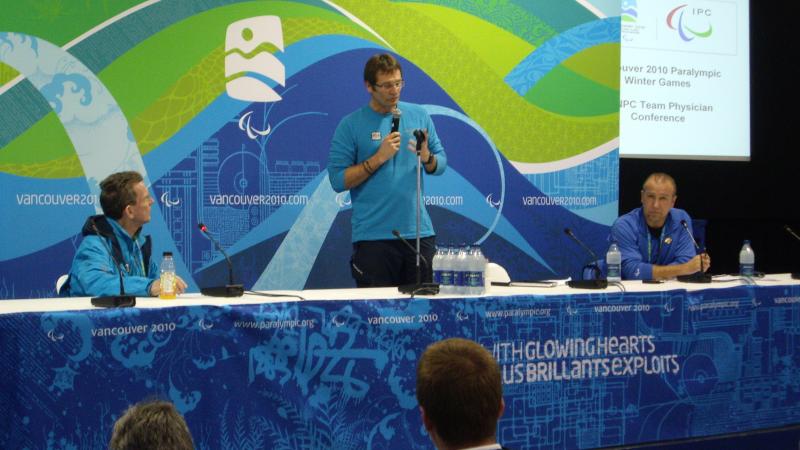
2,275,799,449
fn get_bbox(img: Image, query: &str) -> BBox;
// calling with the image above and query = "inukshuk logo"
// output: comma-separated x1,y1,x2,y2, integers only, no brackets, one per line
667,4,713,41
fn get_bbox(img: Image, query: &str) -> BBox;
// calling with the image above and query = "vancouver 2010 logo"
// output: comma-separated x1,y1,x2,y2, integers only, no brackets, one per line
622,0,638,23
666,4,713,42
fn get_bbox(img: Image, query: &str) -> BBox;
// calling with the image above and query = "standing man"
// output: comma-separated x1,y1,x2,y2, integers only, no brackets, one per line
610,172,711,280
64,171,187,297
416,338,509,450
328,53,447,287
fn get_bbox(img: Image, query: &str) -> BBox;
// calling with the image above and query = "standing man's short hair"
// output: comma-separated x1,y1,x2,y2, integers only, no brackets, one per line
99,171,144,220
109,399,194,450
363,53,403,85
416,338,503,448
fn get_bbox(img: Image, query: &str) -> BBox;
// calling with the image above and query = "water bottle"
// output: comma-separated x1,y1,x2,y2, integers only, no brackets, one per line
159,251,177,299
450,245,462,294
454,244,469,295
439,245,455,295
467,245,483,295
432,246,444,286
606,242,622,282
467,246,487,295
739,240,755,276
463,247,477,295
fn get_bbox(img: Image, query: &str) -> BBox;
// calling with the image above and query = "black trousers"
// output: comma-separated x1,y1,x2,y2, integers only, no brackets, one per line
350,237,436,287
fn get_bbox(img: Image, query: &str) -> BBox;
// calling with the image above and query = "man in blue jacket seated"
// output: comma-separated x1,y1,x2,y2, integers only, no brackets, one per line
64,171,187,297
611,172,711,280
328,53,447,287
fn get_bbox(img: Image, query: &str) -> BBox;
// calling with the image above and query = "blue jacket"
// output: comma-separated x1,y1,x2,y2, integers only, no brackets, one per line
327,101,447,242
63,215,159,297
610,207,697,280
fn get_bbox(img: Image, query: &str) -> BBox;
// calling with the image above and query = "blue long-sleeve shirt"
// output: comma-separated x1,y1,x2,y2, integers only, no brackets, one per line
610,207,697,280
327,101,447,242
67,216,159,297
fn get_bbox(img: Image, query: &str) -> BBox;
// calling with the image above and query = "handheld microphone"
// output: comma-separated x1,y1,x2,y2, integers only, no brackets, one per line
783,225,800,279
89,218,136,308
198,223,244,297
677,219,712,283
391,229,439,295
391,108,401,134
563,228,607,289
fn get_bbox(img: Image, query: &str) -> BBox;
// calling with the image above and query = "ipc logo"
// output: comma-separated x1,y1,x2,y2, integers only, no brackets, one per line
225,16,285,102
336,192,352,208
666,5,713,42
485,193,501,208
160,191,180,208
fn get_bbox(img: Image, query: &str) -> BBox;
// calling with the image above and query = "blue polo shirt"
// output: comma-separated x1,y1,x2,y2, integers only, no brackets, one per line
327,101,447,242
610,207,697,280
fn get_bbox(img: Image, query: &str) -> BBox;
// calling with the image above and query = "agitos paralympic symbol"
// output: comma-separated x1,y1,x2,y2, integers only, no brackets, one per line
667,4,713,42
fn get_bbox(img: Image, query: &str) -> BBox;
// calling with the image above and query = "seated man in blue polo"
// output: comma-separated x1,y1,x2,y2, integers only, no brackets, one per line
610,172,711,280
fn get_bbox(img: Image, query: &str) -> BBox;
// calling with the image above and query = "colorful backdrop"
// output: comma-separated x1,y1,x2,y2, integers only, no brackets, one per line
0,0,620,299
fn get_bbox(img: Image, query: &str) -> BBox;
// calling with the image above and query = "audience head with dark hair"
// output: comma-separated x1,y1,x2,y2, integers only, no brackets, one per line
416,337,505,450
109,399,194,450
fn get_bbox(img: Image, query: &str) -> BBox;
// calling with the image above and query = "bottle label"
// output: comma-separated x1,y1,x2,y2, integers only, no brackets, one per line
440,270,453,286
607,264,621,279
453,271,464,287
466,271,483,287
160,272,176,299
433,270,443,284
740,263,754,276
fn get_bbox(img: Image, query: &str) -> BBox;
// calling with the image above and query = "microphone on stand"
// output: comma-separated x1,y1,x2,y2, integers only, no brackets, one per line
783,225,800,279
784,225,800,242
676,219,712,283
563,228,607,289
89,218,136,307
198,223,244,297
413,129,425,151
391,107,401,134
391,229,439,296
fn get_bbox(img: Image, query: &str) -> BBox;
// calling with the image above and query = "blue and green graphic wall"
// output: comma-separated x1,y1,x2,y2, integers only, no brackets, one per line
0,0,620,299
